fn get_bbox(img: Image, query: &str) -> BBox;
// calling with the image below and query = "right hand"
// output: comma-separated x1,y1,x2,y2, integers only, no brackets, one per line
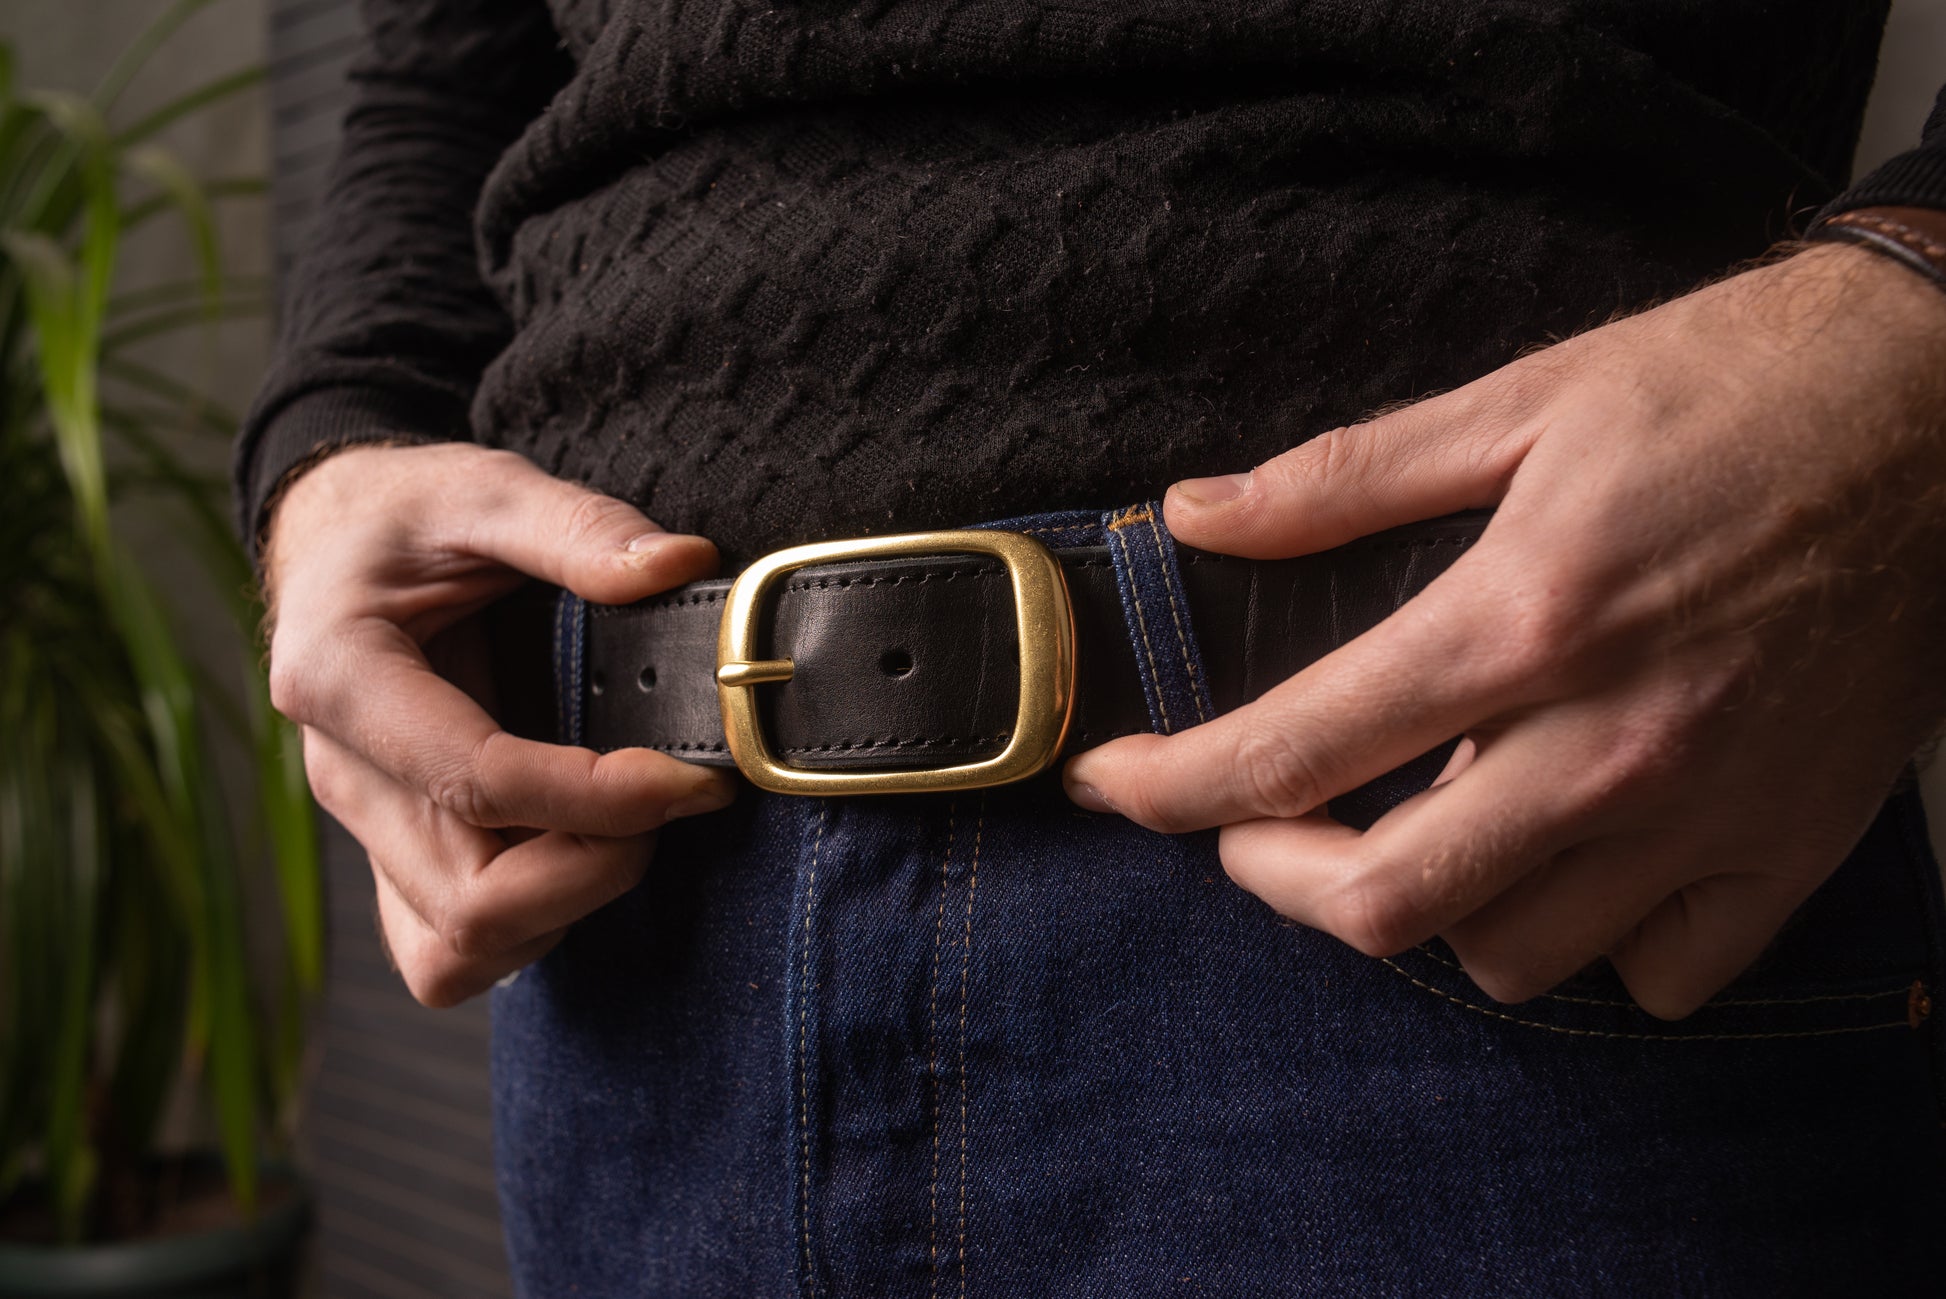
263,442,736,1007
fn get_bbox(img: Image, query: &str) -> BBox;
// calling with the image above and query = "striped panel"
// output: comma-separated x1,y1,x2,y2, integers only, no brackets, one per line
302,818,512,1299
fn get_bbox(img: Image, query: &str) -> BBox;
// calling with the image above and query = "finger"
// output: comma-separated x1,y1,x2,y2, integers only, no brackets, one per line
374,867,565,1009
1213,719,1618,957
305,723,500,929
1608,872,1813,1021
1064,563,1536,833
442,448,719,605
1431,735,1476,788
284,620,735,833
1439,829,1690,1005
307,728,669,958
1164,378,1544,558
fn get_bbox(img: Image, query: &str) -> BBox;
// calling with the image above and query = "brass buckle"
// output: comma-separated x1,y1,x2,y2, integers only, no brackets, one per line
715,530,1076,795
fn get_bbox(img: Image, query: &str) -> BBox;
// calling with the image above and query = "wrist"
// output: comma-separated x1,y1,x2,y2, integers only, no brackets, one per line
259,438,420,616
1743,239,1946,397
1809,205,1946,298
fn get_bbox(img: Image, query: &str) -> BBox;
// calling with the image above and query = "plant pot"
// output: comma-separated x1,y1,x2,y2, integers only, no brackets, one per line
0,1161,311,1299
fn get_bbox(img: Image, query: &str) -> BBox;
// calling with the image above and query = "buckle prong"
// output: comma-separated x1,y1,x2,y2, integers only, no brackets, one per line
714,529,1076,796
716,659,795,688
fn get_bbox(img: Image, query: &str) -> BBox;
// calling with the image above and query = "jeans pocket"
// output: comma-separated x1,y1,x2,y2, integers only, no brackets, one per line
1379,786,1945,1046
1378,940,1928,1042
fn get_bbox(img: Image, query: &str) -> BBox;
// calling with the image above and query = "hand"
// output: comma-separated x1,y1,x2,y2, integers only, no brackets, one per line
1065,243,1946,1019
264,443,735,1007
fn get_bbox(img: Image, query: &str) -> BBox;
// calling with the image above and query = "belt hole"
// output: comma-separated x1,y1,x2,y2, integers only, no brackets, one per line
879,648,913,678
638,665,658,692
590,670,606,697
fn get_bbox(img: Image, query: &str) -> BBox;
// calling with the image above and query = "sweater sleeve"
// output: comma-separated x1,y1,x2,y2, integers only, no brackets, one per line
1816,82,1946,222
233,0,570,554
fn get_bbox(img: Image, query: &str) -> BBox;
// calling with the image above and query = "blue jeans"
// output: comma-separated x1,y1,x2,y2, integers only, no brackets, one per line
492,507,1946,1296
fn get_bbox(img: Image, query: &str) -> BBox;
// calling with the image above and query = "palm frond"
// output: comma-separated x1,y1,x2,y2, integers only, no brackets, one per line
0,1,319,1243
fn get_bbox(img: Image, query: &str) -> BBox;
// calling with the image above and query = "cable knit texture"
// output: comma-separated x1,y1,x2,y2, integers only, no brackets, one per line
238,0,1942,564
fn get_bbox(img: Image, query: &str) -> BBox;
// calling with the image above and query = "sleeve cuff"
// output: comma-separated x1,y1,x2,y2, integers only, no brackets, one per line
1815,86,1946,227
1815,144,1946,227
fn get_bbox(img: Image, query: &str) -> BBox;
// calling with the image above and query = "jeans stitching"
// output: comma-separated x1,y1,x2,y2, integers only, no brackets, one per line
568,595,586,747
1108,519,1172,733
1379,957,1916,1040
1142,508,1209,725
929,803,957,1299
552,592,569,744
798,804,828,1298
1409,944,1915,1008
957,795,985,1296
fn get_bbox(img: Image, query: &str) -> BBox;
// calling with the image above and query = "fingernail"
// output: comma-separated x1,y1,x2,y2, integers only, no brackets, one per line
667,779,736,820
622,531,668,554
1065,779,1118,815
1171,472,1251,507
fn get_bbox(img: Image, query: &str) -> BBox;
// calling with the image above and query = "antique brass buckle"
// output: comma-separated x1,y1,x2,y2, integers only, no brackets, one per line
715,530,1076,795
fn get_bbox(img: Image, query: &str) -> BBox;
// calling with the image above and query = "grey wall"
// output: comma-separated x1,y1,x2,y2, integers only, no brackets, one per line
1859,0,1946,174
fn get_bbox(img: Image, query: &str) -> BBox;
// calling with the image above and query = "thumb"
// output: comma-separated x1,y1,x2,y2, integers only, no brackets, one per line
463,449,719,603
1165,385,1535,559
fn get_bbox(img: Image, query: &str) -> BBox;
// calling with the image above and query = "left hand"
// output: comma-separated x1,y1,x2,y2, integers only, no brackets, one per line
1064,241,1946,1019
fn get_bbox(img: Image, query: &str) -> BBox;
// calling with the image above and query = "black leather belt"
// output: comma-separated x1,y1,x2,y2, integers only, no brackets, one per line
497,511,1489,802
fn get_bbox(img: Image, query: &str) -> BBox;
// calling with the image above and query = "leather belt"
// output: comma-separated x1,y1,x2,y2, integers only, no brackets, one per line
513,511,1489,799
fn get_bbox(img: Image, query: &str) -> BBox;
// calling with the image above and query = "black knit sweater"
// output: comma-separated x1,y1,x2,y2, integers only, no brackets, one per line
238,0,1946,565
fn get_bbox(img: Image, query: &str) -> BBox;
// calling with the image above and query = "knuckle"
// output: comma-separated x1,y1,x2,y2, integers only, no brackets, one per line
304,750,348,815
1576,707,1699,813
1611,720,1691,794
1321,871,1425,959
398,951,477,1009
464,446,532,490
1610,925,1720,1022
265,653,314,722
475,445,530,474
1623,977,1707,1023
560,487,635,547
454,449,539,527
436,870,523,962
1233,719,1332,819
1485,582,1588,690
1457,954,1550,1006
1261,430,1354,503
377,908,477,1009
424,737,511,827
436,906,499,963
1495,343,1576,403
426,767,505,828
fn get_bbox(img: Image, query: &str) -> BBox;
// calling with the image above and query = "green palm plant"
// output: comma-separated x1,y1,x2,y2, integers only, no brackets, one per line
0,0,321,1246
